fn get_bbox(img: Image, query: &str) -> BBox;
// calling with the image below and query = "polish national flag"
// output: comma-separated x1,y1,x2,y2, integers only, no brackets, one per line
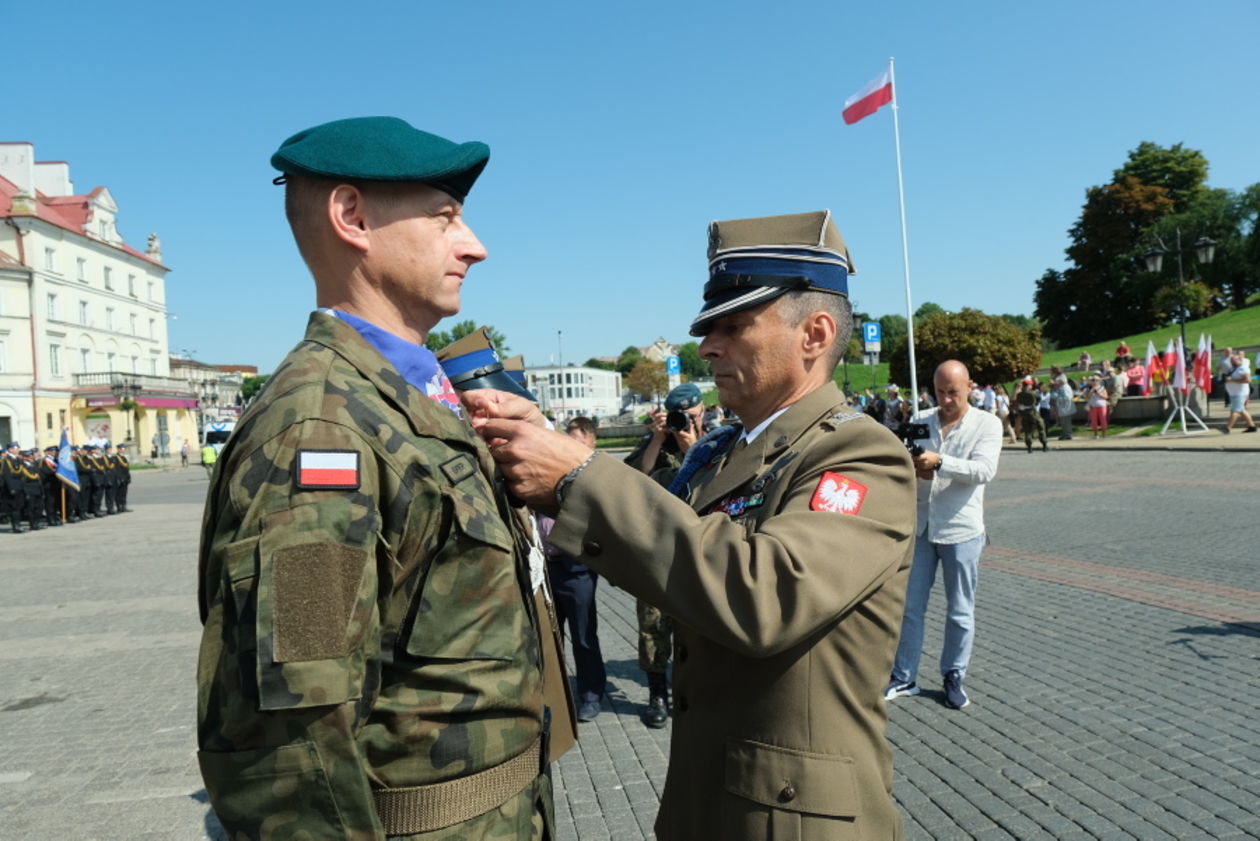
1172,337,1188,393
843,69,893,125
1192,334,1212,392
1146,340,1165,392
1163,338,1178,377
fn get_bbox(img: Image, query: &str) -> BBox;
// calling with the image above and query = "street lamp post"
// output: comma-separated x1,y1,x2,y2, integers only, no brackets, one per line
1143,228,1217,355
109,377,143,444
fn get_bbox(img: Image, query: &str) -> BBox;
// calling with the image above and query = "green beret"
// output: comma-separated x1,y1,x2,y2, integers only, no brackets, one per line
270,116,490,203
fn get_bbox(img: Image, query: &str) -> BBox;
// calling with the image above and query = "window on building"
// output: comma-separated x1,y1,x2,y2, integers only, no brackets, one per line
80,348,90,372
128,275,136,297
99,219,109,239
79,300,89,326
106,308,115,331
46,412,53,432
106,351,116,371
148,357,158,375
49,343,63,376
44,247,57,271
77,258,87,281
129,313,137,334
147,280,155,300
131,355,139,373
0,341,6,372
148,318,156,339
47,293,59,320
104,266,113,289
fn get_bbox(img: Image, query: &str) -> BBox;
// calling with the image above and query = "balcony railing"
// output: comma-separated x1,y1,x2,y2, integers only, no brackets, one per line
73,371,195,393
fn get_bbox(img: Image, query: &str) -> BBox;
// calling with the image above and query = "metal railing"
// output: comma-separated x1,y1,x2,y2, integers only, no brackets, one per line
72,372,194,393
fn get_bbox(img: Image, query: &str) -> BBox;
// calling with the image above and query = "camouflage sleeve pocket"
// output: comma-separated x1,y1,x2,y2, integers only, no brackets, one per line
255,500,379,711
197,742,346,837
403,492,529,661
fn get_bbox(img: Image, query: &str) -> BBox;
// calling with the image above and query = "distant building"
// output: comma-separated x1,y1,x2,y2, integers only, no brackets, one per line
641,337,677,362
525,365,624,421
0,141,197,452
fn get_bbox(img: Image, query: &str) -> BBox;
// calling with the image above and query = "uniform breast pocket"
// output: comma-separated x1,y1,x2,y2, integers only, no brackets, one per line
403,491,530,662
724,738,861,841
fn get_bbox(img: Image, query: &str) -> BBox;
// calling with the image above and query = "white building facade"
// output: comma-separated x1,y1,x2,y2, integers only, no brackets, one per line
525,365,624,421
0,142,198,451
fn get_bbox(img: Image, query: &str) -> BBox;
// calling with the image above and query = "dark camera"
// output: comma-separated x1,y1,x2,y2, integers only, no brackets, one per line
666,410,691,433
895,421,930,457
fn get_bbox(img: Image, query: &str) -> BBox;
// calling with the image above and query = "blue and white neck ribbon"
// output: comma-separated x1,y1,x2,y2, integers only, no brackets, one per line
667,424,740,498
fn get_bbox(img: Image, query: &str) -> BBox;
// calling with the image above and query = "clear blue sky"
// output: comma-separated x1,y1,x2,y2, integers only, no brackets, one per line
9,0,1258,373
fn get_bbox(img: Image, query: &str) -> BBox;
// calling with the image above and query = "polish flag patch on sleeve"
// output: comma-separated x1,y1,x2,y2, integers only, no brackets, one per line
810,471,868,515
296,450,360,490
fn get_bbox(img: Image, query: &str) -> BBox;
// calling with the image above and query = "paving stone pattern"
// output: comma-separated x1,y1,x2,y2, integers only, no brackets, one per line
0,453,1257,840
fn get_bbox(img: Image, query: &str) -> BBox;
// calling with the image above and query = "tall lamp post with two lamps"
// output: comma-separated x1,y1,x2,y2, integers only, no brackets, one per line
1142,229,1216,434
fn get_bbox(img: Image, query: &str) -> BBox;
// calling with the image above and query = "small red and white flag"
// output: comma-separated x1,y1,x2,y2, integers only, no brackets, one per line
1192,334,1212,392
843,69,893,125
1144,340,1163,393
1163,338,1178,378
296,450,360,489
1172,337,1188,393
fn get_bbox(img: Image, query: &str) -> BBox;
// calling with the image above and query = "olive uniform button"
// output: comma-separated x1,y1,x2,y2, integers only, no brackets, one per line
583,540,602,557
779,783,797,803
676,695,689,712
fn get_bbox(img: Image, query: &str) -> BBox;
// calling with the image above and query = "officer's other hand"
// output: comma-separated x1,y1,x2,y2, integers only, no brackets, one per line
477,418,590,511
463,389,548,435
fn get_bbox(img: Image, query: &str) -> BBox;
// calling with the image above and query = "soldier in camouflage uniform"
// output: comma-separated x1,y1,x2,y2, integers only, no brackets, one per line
196,116,574,841
622,383,706,728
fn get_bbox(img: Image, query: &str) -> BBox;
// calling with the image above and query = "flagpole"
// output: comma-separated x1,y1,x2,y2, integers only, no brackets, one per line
888,56,919,407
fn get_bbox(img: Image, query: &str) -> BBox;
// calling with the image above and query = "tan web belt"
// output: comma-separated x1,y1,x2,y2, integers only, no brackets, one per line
373,736,541,835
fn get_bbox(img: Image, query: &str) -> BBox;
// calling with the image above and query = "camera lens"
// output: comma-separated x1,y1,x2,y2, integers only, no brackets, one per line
666,410,689,432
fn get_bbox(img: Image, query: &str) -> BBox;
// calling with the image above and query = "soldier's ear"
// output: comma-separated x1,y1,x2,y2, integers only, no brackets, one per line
327,185,371,253
800,311,838,363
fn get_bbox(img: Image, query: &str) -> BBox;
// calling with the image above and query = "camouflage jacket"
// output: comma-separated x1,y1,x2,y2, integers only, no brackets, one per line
197,312,553,840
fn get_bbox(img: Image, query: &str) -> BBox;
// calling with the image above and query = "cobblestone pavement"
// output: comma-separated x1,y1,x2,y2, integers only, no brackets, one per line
1,452,1257,840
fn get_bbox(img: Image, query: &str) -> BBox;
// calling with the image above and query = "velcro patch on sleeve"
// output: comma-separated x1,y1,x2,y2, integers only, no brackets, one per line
296,450,360,490
273,543,367,662
810,472,869,515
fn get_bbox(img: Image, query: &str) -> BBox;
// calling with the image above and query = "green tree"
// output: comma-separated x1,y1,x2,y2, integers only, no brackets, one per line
616,345,645,375
241,375,269,405
877,314,907,362
887,308,1041,388
1152,280,1213,322
583,357,617,371
914,301,945,322
1113,141,1209,214
677,342,710,379
625,360,668,401
424,320,509,355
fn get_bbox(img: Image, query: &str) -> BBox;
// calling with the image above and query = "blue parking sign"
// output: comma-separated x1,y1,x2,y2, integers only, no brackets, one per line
666,355,681,375
863,322,881,343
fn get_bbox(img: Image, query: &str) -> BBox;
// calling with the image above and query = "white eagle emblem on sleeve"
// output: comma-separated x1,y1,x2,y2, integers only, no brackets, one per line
810,471,869,515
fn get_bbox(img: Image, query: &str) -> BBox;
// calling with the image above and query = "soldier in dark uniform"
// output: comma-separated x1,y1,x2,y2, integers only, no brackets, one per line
68,446,87,521
79,444,100,517
114,443,132,512
197,116,575,841
100,443,119,515
18,450,46,530
623,382,705,728
39,446,64,526
2,441,24,533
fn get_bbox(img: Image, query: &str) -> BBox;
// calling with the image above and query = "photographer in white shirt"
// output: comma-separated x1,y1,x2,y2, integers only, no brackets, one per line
885,360,1003,710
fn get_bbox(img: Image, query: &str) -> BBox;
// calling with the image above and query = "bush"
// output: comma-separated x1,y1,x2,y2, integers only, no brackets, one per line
888,308,1042,387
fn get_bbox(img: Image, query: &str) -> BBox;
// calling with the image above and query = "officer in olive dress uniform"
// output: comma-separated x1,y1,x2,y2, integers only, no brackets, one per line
197,116,574,841
1014,378,1047,452
114,443,132,511
473,211,916,841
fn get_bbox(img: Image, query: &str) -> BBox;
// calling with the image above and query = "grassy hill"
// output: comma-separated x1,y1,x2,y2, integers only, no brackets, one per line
1039,305,1260,370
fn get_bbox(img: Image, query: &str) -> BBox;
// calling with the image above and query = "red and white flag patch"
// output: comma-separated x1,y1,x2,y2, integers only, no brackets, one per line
296,450,360,490
810,472,868,515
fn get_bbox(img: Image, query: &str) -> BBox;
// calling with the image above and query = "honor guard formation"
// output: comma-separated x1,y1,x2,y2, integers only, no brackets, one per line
1,440,131,533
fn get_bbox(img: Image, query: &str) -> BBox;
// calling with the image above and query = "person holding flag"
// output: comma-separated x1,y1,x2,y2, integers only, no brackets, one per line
55,429,81,524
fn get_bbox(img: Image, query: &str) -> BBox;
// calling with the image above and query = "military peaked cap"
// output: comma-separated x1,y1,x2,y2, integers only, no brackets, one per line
270,116,490,203
691,210,855,336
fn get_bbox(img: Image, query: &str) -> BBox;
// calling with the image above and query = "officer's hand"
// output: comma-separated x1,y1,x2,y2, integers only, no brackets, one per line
477,418,591,511
463,389,549,432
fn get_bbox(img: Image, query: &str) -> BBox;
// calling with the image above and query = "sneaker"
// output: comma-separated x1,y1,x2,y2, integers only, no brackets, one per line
943,670,970,710
1221,427,1231,434
1246,427,1257,433
577,698,601,722
883,676,920,700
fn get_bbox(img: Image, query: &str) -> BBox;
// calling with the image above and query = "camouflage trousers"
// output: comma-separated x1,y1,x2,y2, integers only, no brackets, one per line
636,599,673,674
1018,409,1046,446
